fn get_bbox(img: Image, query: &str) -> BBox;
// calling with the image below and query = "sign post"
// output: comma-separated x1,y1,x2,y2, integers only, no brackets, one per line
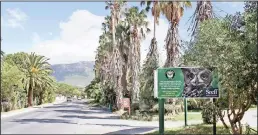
155,67,219,134
184,98,188,127
213,98,217,135
159,98,165,135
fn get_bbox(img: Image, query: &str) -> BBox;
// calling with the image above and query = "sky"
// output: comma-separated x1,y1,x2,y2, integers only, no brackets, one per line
1,2,245,65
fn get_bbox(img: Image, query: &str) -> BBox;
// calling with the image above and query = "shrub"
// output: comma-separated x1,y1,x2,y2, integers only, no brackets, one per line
201,101,218,124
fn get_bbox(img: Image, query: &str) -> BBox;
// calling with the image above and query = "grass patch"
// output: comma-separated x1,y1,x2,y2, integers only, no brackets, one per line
121,112,202,121
147,124,257,134
172,112,201,121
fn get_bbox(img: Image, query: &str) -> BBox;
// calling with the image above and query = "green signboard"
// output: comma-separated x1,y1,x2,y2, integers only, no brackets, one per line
156,67,219,98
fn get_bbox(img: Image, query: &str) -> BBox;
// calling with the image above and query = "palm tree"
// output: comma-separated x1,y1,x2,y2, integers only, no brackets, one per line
188,0,214,40
160,1,192,67
105,1,127,110
142,1,191,67
157,1,192,114
125,6,150,102
22,53,52,107
140,1,161,39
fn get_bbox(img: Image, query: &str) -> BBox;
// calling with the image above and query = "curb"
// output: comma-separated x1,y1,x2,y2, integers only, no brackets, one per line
1,100,66,119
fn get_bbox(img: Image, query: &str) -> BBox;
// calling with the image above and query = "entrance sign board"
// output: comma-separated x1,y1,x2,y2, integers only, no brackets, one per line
156,67,219,98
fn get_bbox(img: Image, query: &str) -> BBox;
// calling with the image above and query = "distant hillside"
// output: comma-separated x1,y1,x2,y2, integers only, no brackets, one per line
51,61,95,87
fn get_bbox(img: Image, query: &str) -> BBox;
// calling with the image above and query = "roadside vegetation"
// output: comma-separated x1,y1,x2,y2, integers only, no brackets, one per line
85,1,257,134
147,124,257,134
1,51,84,112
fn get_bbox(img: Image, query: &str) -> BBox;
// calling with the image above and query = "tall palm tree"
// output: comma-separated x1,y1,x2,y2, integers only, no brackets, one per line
140,1,161,39
161,1,192,67
22,53,52,107
125,6,150,102
105,1,127,109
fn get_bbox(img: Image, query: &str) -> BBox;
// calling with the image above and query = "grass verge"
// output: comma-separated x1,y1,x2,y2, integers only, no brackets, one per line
147,124,257,134
121,112,202,121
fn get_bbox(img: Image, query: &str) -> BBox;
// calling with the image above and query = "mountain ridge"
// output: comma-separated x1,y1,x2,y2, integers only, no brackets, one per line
51,61,95,88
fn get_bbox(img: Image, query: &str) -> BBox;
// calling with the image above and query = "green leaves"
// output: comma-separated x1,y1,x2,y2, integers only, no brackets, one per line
183,7,257,133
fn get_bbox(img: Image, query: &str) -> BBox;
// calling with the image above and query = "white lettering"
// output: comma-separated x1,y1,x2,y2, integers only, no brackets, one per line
206,89,218,95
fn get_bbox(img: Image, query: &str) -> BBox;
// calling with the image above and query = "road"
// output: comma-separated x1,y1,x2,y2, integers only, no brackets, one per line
1,100,202,134
2,100,255,134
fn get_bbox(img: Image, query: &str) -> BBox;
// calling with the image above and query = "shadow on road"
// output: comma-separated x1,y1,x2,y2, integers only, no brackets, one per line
81,122,157,128
44,104,82,109
59,115,120,120
11,118,77,124
103,127,157,134
54,109,112,115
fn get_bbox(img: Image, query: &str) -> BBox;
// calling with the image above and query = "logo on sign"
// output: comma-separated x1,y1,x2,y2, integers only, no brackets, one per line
165,70,175,80
205,88,218,96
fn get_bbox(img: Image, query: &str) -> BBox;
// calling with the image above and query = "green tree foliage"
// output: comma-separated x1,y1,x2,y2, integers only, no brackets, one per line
1,51,79,112
56,83,81,97
84,79,102,103
1,61,26,111
183,2,257,133
139,38,159,110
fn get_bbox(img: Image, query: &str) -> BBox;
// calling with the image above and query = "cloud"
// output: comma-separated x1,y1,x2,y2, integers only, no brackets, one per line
30,10,104,64
31,9,191,66
2,8,28,29
48,32,53,36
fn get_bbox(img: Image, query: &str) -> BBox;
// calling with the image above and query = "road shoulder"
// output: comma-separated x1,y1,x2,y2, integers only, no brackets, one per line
1,99,66,119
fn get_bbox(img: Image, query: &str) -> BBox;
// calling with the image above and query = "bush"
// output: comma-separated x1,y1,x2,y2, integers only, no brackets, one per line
151,103,183,115
201,101,218,124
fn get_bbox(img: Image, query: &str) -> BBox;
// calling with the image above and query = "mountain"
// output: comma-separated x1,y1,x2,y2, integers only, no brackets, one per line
51,61,95,87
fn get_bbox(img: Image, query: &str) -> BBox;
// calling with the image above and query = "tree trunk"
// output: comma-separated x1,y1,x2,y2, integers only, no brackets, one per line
164,25,180,67
131,39,141,103
153,1,157,39
153,13,156,38
27,83,33,107
121,54,128,97
164,24,182,114
39,91,44,105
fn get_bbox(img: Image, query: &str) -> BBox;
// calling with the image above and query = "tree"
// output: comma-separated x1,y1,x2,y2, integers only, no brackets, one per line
4,52,28,69
1,62,25,111
183,6,257,133
22,52,52,107
188,0,214,39
140,1,162,39
139,38,159,109
105,1,127,110
160,1,191,67
124,6,150,103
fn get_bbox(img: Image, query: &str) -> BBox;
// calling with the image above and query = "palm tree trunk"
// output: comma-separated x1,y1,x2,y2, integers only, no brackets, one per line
164,24,181,114
131,39,141,103
153,14,156,38
39,91,44,105
27,82,33,107
153,1,157,39
164,25,180,67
